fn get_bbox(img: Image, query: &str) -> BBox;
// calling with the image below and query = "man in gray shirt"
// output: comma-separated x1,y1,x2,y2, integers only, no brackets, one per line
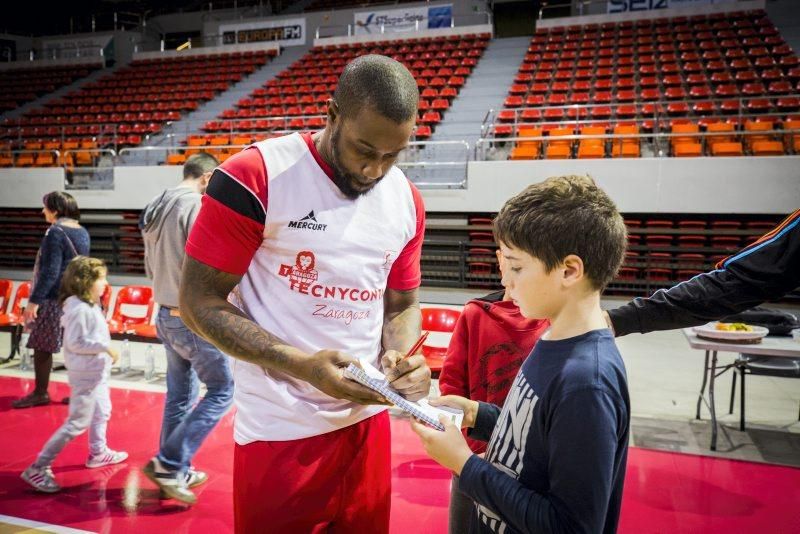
140,152,233,505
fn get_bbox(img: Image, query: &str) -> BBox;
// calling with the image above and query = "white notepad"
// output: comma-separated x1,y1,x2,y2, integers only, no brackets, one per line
345,359,463,431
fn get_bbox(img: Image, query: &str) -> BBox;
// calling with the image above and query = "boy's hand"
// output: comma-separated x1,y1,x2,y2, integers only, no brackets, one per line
108,347,119,364
381,350,431,401
429,395,479,428
410,414,473,475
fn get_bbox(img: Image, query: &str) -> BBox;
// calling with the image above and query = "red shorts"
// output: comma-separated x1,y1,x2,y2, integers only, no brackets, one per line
233,411,391,534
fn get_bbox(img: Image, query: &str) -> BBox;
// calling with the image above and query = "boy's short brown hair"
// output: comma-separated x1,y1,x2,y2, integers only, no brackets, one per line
59,256,107,305
493,175,627,291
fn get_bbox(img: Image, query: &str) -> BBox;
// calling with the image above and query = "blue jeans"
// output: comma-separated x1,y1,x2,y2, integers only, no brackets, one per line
156,308,234,474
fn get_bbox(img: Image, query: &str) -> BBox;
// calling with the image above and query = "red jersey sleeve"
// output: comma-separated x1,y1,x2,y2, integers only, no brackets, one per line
386,179,425,291
185,147,268,275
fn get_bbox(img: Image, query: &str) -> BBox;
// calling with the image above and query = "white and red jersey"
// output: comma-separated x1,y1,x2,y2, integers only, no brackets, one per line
186,132,425,442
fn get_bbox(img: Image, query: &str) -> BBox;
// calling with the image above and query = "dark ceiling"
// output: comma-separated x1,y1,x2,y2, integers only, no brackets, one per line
1,0,264,37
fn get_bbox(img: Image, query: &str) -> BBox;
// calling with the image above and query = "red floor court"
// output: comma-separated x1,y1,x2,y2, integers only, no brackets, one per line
0,377,798,533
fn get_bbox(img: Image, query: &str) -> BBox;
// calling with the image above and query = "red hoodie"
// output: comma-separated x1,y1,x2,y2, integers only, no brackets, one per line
439,290,549,453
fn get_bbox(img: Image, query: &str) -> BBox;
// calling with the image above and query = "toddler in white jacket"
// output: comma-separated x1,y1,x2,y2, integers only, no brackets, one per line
22,256,128,493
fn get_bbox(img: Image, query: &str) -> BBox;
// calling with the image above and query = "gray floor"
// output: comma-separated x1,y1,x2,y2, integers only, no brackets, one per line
2,292,798,467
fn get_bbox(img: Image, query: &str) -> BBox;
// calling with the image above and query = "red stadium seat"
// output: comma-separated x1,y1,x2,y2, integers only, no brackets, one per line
0,281,29,327
107,286,154,335
419,308,461,376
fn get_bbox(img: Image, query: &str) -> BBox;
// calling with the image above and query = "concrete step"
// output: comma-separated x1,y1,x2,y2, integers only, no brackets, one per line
427,35,530,148
412,36,530,187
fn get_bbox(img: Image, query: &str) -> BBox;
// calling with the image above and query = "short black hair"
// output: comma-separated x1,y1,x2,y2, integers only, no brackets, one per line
493,175,627,291
43,191,80,220
334,54,419,123
183,152,219,179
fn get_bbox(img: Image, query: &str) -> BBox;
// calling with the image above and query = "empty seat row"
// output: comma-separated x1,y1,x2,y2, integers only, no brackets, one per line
493,8,798,159
505,119,799,160
0,64,100,111
1,50,272,158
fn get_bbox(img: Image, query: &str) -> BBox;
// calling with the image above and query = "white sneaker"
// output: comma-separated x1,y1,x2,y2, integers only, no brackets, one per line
86,449,128,468
142,457,196,505
21,465,61,493
185,467,208,488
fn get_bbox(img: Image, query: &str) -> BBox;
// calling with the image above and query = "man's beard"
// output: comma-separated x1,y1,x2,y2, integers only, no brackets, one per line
329,127,384,200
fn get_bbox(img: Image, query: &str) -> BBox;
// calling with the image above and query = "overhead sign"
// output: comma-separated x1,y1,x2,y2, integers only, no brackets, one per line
354,4,452,35
608,0,735,13
219,17,306,47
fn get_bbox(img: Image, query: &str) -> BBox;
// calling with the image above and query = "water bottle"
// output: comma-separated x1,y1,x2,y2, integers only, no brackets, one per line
120,339,131,373
19,332,31,371
144,344,155,381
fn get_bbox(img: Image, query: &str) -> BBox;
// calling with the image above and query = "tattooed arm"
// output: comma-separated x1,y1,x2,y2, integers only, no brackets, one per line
179,256,387,405
380,287,430,401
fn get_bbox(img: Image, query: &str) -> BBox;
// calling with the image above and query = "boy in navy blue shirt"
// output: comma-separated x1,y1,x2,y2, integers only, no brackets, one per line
412,175,630,533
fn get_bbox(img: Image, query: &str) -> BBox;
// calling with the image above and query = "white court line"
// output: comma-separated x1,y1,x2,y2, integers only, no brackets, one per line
0,514,95,534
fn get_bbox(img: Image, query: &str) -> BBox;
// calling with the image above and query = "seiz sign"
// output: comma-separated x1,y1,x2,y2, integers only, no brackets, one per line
608,0,669,12
608,0,732,12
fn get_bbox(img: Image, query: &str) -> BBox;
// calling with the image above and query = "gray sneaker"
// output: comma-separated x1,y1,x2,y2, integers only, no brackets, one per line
142,458,196,505
21,465,61,493
158,467,208,498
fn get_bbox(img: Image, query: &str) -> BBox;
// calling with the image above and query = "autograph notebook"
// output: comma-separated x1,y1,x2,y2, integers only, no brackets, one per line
345,359,463,431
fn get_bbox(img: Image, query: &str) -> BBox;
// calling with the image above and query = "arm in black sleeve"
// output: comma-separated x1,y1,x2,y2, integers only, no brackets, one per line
609,210,800,336
29,228,64,304
466,401,501,442
458,388,625,533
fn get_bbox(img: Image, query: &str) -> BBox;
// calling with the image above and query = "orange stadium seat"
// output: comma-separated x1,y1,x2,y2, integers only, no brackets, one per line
706,122,735,150
744,120,773,151
611,124,640,158
577,126,606,159
711,142,744,156
510,126,543,160
783,120,800,153
751,140,785,155
674,142,703,157
166,153,186,165
545,128,573,159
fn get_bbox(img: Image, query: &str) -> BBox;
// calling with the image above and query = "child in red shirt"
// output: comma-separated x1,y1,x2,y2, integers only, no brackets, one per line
438,251,549,533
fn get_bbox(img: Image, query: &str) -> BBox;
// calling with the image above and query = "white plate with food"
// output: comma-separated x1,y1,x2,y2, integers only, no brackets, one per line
693,322,769,342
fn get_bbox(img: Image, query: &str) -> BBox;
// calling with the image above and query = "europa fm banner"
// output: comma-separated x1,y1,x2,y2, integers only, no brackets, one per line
219,17,306,47
354,4,452,35
607,0,736,13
